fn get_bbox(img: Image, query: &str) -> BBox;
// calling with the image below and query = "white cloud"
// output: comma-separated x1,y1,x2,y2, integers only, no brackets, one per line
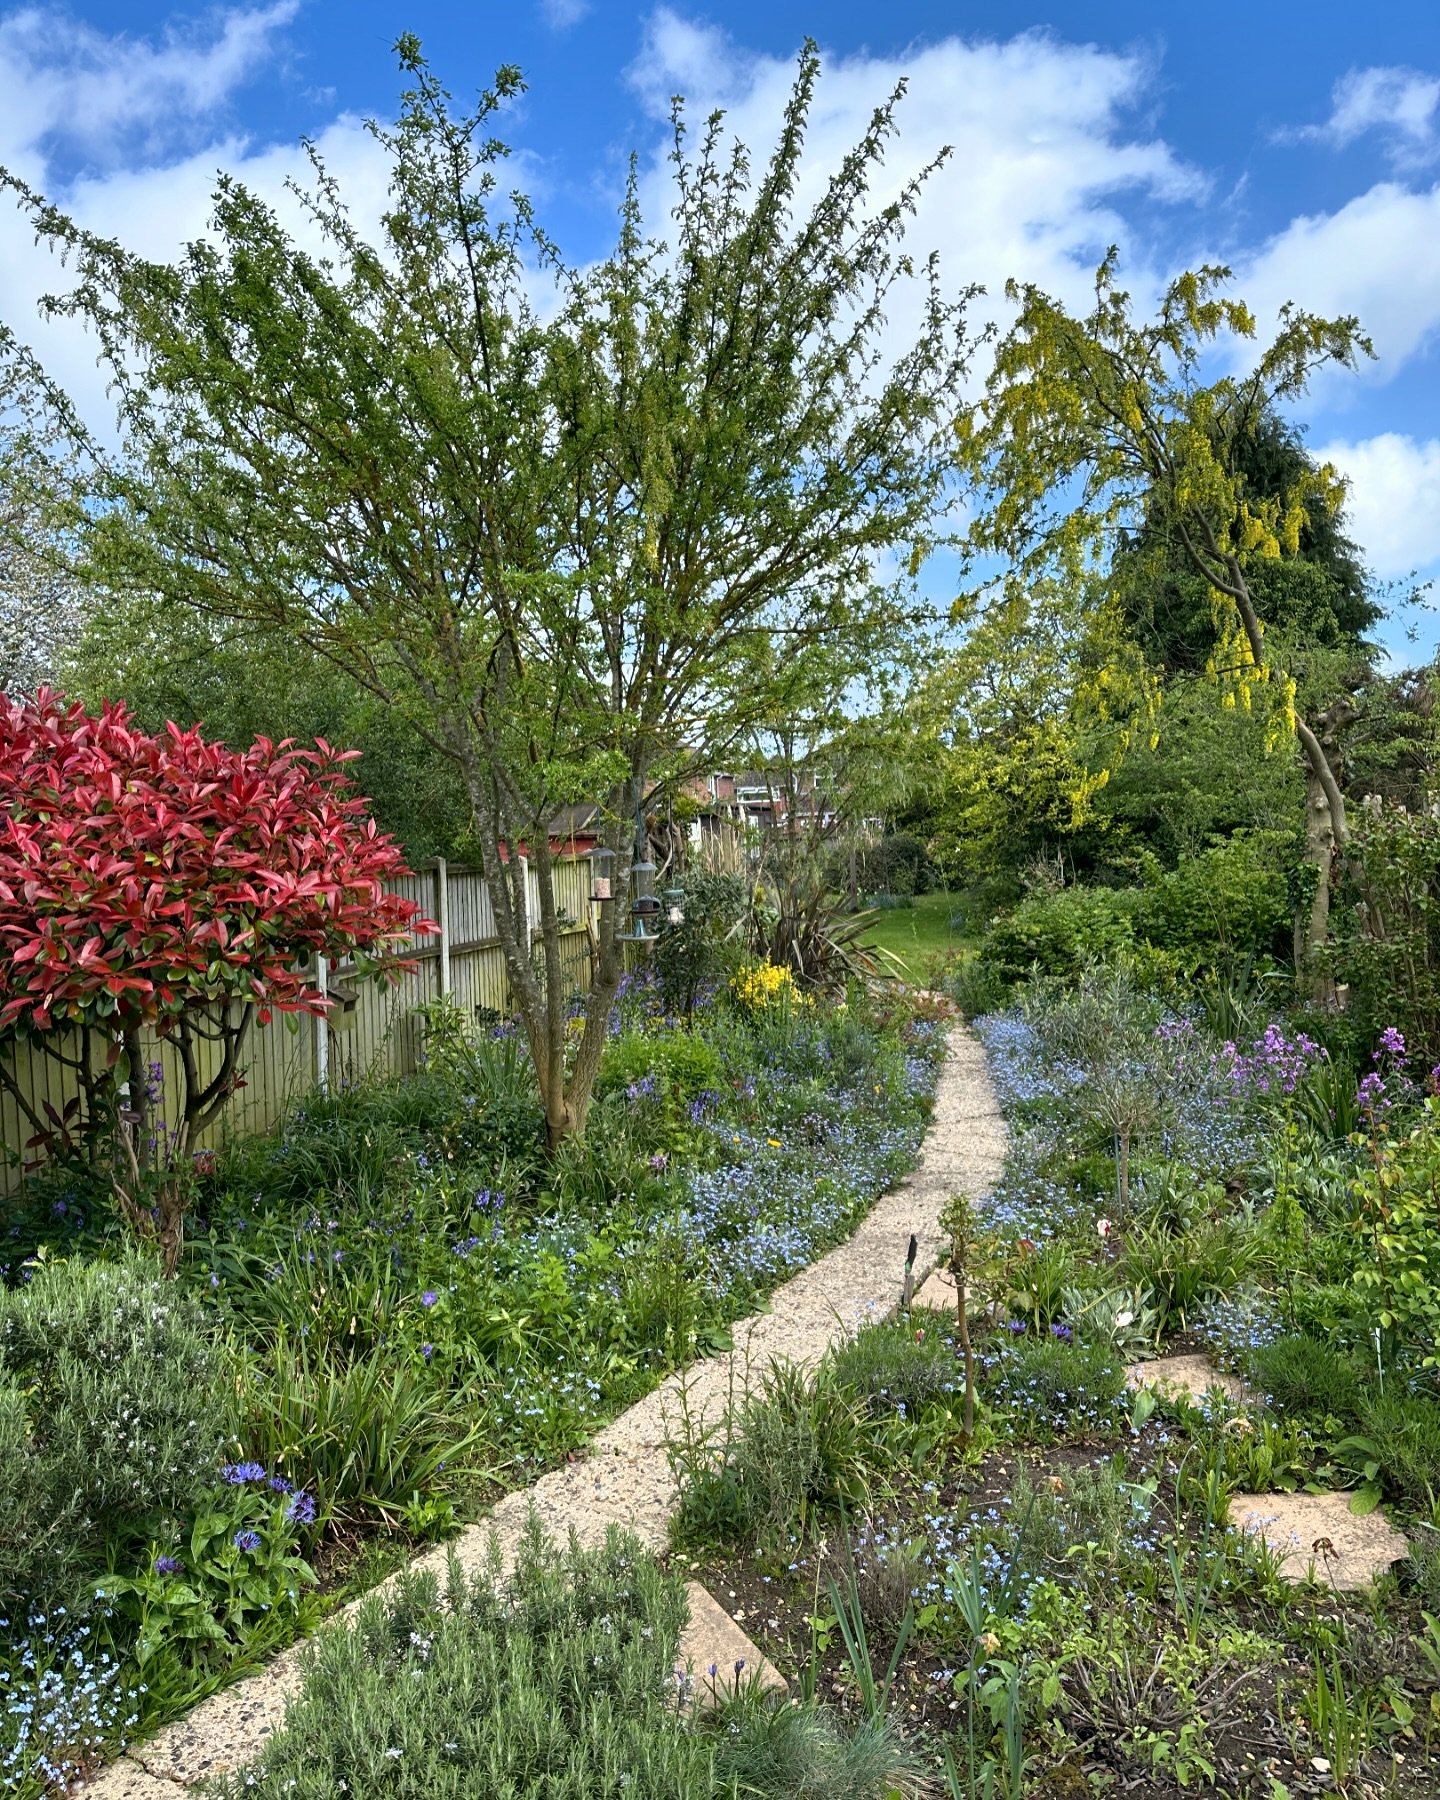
0,1,298,170
539,0,589,29
0,6,399,438
1234,181,1440,388
625,9,1208,357
1316,433,1440,579
1297,65,1440,169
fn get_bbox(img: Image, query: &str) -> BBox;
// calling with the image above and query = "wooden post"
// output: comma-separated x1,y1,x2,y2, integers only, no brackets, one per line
435,858,451,998
314,953,329,1094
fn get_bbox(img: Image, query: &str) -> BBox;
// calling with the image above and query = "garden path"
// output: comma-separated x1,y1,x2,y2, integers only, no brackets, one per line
83,1016,1007,1799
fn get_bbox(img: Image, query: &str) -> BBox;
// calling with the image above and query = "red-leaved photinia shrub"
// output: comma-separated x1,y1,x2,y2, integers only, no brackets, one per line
0,690,428,1265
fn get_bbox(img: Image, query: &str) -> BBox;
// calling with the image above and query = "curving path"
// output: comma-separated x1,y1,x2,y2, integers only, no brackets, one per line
84,1019,1006,1798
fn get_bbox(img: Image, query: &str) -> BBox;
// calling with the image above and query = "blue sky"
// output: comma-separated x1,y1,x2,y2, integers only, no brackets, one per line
3,1,1439,653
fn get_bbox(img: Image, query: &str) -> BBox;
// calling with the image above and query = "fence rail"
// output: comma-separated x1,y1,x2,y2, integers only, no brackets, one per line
0,856,597,1185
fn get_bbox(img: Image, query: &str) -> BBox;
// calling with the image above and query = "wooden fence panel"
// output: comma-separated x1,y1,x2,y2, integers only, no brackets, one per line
0,857,596,1186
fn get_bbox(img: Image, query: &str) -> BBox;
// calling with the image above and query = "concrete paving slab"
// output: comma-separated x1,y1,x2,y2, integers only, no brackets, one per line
1125,1353,1249,1406
678,1581,787,1704
1229,1491,1410,1590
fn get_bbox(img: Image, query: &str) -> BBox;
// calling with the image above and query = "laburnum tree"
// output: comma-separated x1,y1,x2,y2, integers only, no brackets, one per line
959,252,1372,977
0,38,975,1144
0,691,424,1268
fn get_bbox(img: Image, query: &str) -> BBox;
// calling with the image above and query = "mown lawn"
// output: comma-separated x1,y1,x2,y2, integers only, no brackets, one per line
860,889,975,984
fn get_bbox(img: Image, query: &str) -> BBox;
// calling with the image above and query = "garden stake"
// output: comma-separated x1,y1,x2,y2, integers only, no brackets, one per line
901,1233,918,1311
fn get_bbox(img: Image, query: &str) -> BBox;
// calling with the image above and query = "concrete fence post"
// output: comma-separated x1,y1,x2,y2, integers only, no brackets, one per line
314,952,329,1094
435,858,451,997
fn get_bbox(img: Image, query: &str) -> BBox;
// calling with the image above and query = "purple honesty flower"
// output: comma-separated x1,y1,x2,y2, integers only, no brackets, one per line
233,1529,263,1553
1358,1071,1386,1115
1377,1027,1407,1057
221,1462,267,1486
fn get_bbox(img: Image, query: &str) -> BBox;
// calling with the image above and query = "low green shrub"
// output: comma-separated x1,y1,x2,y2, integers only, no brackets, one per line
205,1523,708,1799
827,1320,960,1420
1136,835,1291,977
0,1252,231,1609
597,1028,727,1107
983,885,1144,986
710,1695,930,1799
977,836,1290,996
1249,1335,1363,1422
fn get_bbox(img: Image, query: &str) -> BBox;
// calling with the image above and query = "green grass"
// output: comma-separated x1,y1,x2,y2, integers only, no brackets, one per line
861,891,975,984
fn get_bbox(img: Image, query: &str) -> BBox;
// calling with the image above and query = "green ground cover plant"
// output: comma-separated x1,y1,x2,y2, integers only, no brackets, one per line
204,1521,929,1800
1,969,942,1796
670,972,1440,1798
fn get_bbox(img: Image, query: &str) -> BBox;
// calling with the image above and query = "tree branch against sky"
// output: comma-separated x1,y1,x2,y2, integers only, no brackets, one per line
0,333,93,697
958,251,1374,971
1,36,980,1142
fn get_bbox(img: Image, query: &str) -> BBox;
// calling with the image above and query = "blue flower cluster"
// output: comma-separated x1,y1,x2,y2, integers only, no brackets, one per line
1,1605,142,1796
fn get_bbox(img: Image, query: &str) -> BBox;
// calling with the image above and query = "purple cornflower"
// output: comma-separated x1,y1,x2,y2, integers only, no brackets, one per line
421,1290,438,1308
233,1529,263,1553
268,1475,294,1494
221,1461,267,1486
420,1342,434,1361
1050,1322,1073,1342
153,1555,184,1575
285,1491,317,1527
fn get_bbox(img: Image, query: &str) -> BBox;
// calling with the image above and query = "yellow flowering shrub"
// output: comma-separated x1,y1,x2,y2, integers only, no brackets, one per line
730,959,811,1014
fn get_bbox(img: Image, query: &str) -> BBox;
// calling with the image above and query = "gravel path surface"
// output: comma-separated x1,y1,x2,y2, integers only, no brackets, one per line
84,1019,1006,1797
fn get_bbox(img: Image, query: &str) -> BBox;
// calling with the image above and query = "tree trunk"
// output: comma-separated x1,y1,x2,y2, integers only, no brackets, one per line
1295,761,1336,989
1182,540,1354,996
1292,700,1355,998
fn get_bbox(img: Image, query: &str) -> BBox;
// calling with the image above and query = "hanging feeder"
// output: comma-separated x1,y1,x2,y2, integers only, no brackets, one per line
622,860,660,944
590,845,616,902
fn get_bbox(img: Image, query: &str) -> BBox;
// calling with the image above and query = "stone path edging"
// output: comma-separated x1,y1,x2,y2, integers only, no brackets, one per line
83,1021,1007,1797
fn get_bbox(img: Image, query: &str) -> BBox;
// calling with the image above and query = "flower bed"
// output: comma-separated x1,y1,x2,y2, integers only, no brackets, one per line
0,974,942,1794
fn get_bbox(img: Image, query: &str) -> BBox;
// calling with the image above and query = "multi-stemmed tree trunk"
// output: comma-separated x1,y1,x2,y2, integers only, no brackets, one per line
4,39,977,1140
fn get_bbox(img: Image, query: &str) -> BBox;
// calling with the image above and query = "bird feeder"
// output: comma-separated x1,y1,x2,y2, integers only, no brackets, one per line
590,845,616,903
623,860,660,942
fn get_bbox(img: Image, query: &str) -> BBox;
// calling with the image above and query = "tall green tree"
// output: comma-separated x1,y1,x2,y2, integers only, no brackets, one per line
3,39,975,1141
62,593,471,862
0,339,92,696
1114,408,1379,677
960,252,1372,972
